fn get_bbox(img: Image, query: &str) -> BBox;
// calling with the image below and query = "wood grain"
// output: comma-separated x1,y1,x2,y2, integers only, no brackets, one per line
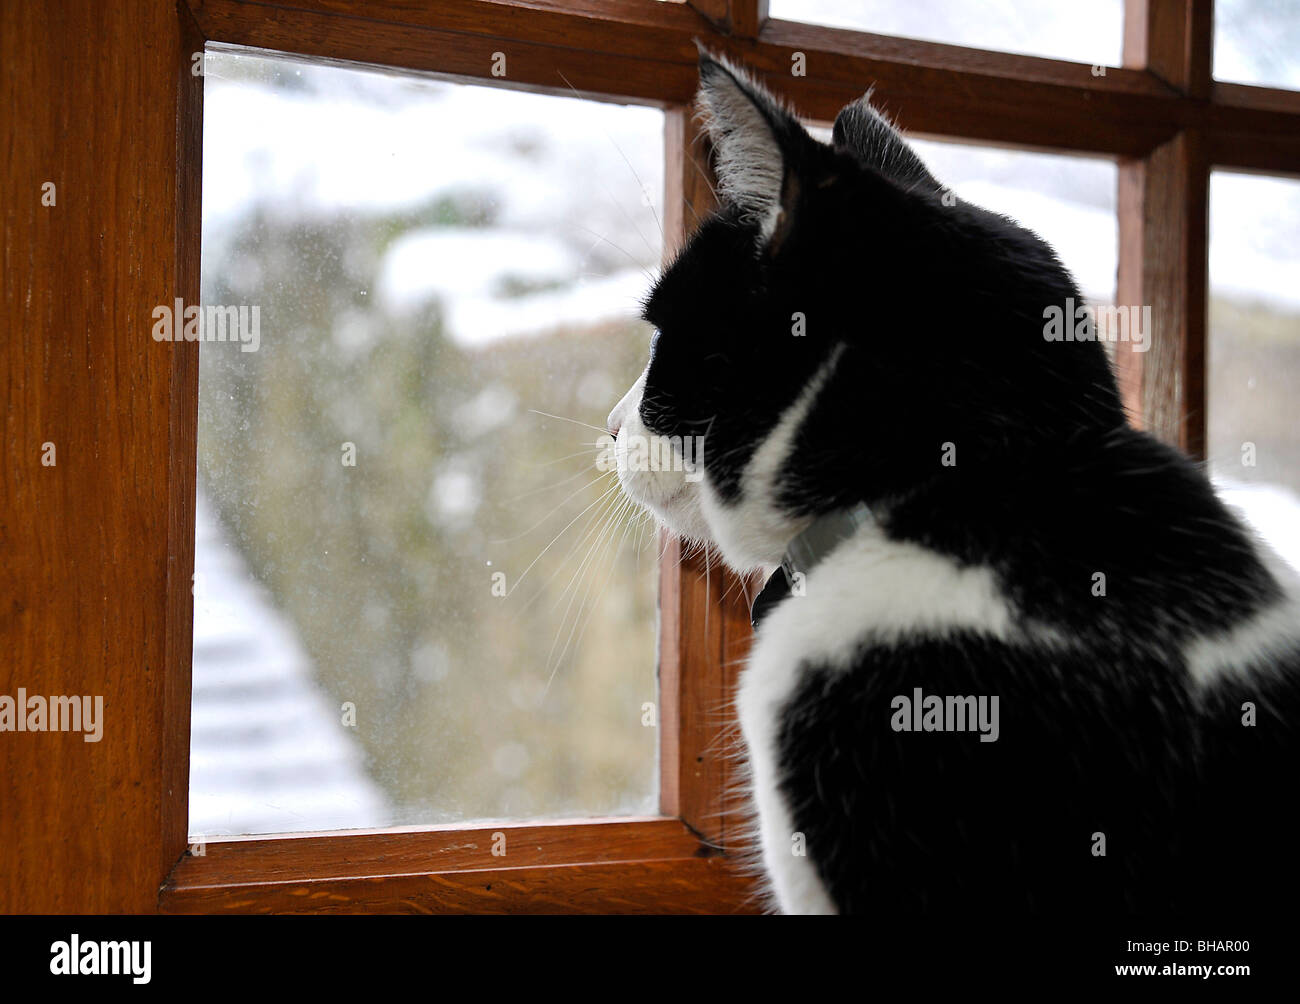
0,0,202,912
1124,0,1213,97
162,0,206,904
1206,83,1300,177
162,817,763,913
1117,0,1212,457
164,854,759,913
185,0,1300,165
1117,134,1209,457
168,818,700,883
688,0,768,39
658,538,754,853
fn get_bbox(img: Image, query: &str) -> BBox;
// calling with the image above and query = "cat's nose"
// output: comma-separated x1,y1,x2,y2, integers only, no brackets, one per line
606,372,645,439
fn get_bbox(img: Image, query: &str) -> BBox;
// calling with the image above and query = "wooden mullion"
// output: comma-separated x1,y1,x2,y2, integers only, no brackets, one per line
189,0,719,103
1118,1,1211,457
657,108,721,839
659,108,756,857
1124,0,1213,97
1116,136,1210,456
688,0,768,38
733,0,769,40
662,107,721,287
193,1,1300,172
659,538,755,853
187,0,1300,170
1206,82,1300,176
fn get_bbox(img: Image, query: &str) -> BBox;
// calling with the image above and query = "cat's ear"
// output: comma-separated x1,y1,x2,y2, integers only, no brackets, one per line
696,48,808,246
833,93,940,194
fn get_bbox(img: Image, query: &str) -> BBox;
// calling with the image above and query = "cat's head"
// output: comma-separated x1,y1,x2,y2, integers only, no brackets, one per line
606,51,1123,571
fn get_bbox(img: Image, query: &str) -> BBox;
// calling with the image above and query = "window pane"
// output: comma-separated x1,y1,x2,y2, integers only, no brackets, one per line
192,50,662,836
770,0,1122,67
1209,172,1300,571
1215,0,1300,91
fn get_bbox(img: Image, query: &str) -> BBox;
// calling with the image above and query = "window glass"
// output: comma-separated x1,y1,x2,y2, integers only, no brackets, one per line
192,49,662,836
770,0,1122,67
1208,171,1300,570
1215,0,1300,91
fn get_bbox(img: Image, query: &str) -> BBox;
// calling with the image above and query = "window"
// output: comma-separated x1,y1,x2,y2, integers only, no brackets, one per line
7,0,1298,914
193,50,662,837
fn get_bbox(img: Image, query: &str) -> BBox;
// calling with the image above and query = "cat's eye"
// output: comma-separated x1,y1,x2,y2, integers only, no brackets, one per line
649,329,662,358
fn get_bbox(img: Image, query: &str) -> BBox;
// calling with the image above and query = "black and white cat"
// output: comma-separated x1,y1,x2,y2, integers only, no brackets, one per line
607,51,1298,916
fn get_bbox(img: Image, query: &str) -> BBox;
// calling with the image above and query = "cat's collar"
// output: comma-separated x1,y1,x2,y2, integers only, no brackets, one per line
750,502,875,628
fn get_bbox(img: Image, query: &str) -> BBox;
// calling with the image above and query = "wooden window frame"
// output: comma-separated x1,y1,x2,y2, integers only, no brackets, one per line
4,0,1298,913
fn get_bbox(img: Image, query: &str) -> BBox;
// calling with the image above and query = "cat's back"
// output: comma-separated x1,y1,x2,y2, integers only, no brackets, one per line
743,428,1300,914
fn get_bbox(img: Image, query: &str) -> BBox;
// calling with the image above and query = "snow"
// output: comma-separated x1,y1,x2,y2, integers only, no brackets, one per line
189,494,390,837
1214,479,1300,574
377,227,651,345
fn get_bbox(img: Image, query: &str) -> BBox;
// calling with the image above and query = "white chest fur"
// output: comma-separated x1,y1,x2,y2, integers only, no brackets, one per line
736,525,1019,914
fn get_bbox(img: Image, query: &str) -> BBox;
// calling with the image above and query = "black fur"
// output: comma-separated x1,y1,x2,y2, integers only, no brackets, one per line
637,53,1297,915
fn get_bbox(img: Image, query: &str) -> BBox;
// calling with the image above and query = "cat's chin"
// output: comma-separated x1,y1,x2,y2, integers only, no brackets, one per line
609,414,715,546
698,480,812,574
635,481,714,547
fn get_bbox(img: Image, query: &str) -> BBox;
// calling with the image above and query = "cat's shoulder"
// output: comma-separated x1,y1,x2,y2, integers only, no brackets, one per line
747,523,1023,681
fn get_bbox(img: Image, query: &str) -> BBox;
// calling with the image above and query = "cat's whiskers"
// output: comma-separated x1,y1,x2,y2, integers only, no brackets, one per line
542,490,639,691
542,488,627,621
491,468,616,543
503,406,663,689
575,226,656,285
527,408,610,436
523,443,609,469
502,463,606,505
512,482,624,618
545,492,640,689
506,478,622,595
